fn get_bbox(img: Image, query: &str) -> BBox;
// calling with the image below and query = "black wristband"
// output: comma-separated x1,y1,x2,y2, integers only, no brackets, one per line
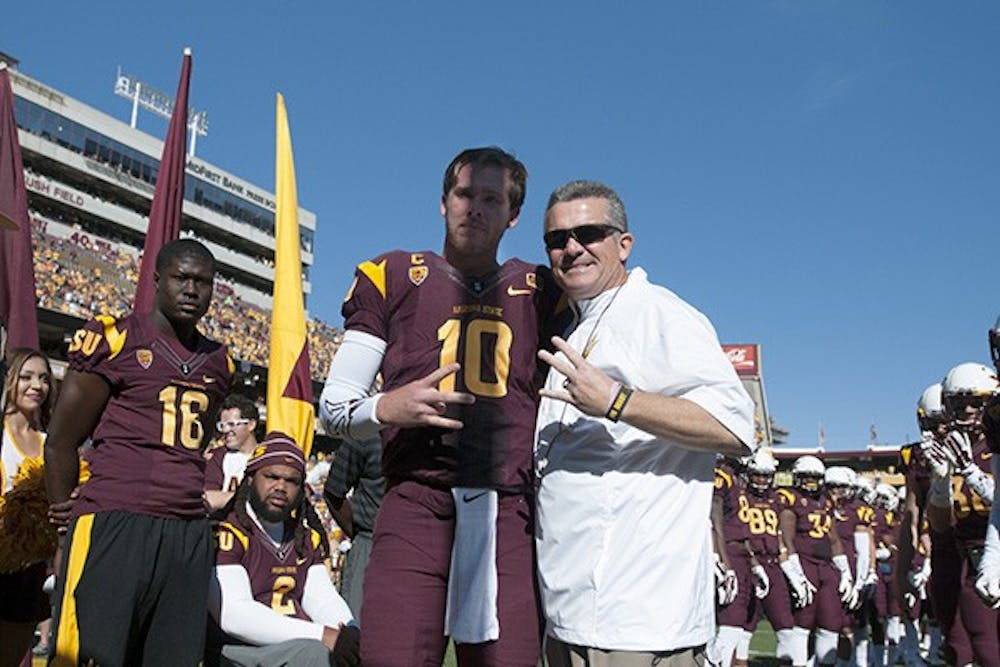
605,385,634,422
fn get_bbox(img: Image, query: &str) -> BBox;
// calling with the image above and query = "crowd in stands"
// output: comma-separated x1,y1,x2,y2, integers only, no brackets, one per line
31,226,343,381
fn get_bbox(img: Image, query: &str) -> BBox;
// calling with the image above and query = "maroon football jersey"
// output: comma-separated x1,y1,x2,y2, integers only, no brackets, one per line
951,437,994,549
833,498,874,560
714,463,752,543
900,443,931,508
342,251,564,489
983,396,1000,455
742,487,788,557
785,488,835,561
872,507,899,561
68,312,233,518
214,514,324,625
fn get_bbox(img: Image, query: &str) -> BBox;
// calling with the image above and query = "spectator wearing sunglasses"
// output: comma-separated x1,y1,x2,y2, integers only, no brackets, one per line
533,180,755,666
204,393,261,515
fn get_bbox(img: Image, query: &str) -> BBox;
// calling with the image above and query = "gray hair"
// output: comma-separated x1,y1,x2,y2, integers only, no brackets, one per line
544,180,628,232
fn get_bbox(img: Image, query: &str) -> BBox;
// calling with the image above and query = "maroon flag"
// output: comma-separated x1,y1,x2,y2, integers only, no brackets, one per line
0,63,39,349
132,48,192,313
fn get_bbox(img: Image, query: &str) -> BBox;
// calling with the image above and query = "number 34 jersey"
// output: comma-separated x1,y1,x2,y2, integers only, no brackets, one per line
343,250,564,490
68,312,233,519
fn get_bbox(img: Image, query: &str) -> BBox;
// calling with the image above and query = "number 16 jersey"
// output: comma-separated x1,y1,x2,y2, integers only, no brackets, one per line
68,312,233,519
343,250,563,491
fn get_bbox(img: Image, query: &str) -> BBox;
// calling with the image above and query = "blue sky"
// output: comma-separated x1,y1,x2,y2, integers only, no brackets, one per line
5,2,999,450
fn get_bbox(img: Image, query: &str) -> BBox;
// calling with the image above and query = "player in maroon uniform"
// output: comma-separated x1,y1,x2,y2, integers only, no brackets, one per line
825,466,875,666
977,316,1000,608
319,147,562,667
207,433,357,667
779,456,854,667
870,483,905,667
711,457,754,667
926,362,998,667
45,240,234,667
734,449,800,665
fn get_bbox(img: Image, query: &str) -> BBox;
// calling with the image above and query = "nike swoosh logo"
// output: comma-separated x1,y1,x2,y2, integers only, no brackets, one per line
507,285,532,296
203,376,216,383
462,491,488,503
296,556,308,565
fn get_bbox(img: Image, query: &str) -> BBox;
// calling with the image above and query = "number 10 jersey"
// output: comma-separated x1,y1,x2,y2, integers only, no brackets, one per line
342,250,563,491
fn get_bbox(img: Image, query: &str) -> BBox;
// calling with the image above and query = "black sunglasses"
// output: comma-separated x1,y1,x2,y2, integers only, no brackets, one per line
543,224,620,251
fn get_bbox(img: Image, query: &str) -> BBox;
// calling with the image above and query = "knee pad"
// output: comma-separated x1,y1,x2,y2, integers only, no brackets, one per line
775,629,796,662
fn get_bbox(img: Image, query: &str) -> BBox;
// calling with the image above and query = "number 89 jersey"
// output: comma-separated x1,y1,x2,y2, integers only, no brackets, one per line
68,313,233,519
343,251,563,490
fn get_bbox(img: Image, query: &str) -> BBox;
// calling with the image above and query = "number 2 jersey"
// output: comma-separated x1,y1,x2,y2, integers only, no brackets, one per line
342,250,564,490
68,312,233,518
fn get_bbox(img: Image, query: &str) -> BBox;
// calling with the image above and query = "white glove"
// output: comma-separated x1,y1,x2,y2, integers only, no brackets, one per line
875,546,891,561
780,554,816,609
751,563,770,599
976,572,1000,609
908,559,931,592
922,435,952,480
714,555,739,606
941,430,975,471
832,554,857,607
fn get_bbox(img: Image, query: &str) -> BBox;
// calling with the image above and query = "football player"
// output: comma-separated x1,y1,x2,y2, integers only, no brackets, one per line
825,466,875,666
46,239,234,666
711,456,756,667
871,482,904,667
318,147,564,666
926,362,998,666
977,316,1000,609
779,456,854,667
207,433,358,666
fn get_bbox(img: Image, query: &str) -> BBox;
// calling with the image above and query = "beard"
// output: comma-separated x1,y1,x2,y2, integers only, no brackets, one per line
249,489,293,523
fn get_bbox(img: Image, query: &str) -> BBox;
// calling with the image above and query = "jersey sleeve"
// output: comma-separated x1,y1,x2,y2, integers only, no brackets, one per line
204,450,225,490
215,521,250,566
776,488,797,508
983,396,1000,454
66,316,129,385
341,253,397,339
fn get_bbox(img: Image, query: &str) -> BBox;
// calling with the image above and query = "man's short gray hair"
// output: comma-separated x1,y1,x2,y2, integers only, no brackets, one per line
545,180,628,232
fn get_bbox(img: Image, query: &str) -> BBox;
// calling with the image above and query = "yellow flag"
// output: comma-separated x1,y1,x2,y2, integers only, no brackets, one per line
267,93,314,456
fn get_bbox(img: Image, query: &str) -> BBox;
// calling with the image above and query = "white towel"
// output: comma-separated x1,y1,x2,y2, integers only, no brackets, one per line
444,487,499,643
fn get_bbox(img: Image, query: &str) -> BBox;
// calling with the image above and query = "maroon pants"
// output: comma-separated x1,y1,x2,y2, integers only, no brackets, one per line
717,546,755,629
755,557,795,632
930,532,974,666
793,557,844,632
360,481,541,667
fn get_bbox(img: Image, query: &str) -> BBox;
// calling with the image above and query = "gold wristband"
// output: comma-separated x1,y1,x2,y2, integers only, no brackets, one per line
605,385,634,422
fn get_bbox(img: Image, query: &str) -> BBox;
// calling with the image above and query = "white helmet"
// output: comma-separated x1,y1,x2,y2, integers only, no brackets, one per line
824,466,855,487
746,449,777,495
792,455,825,495
875,483,899,511
897,485,907,502
941,362,999,425
917,382,945,421
855,476,876,505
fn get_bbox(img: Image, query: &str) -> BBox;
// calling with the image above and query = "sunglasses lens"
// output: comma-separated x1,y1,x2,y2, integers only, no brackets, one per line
544,230,569,250
573,225,609,245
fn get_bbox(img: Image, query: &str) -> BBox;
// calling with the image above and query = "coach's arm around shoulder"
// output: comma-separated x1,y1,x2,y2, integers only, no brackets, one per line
539,336,753,456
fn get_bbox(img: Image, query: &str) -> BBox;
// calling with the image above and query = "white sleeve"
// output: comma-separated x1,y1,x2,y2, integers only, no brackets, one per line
319,330,387,443
301,564,356,628
209,565,325,645
982,458,1000,574
853,530,871,577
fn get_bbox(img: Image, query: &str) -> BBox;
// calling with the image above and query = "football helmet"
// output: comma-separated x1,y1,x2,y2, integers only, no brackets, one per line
917,383,947,433
941,362,999,427
792,455,826,495
854,475,877,505
824,466,856,503
875,483,899,512
746,448,777,495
